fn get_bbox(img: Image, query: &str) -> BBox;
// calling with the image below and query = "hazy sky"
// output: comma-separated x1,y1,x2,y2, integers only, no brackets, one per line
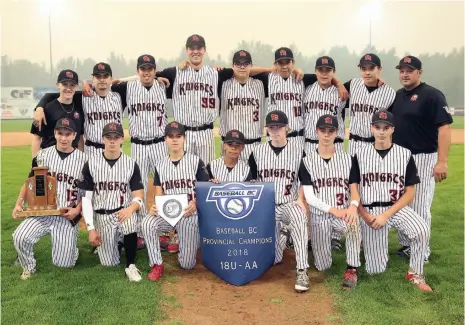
2,0,464,69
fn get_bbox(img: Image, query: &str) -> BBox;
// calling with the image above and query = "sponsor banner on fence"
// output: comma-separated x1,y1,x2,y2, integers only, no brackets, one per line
1,87,37,119
196,182,276,286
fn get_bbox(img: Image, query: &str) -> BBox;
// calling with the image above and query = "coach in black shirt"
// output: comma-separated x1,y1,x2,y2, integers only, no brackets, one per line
30,69,84,157
389,55,453,261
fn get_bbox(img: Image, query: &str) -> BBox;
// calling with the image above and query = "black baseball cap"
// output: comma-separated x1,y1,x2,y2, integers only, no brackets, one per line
224,130,245,144
396,55,422,70
358,53,381,67
316,114,338,129
186,34,206,49
266,110,288,126
102,122,124,137
137,54,156,68
92,62,112,76
275,47,294,62
57,69,78,84
232,50,252,64
372,110,394,126
315,56,335,70
54,118,76,132
165,121,186,136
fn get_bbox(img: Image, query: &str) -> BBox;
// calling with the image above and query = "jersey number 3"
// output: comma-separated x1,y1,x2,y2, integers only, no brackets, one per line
202,97,216,109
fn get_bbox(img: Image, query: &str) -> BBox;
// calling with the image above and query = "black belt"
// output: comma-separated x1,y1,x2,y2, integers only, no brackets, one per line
131,136,165,145
287,129,304,138
185,123,214,131
221,136,261,145
349,133,374,143
85,139,105,149
305,137,344,144
95,206,123,215
363,202,393,209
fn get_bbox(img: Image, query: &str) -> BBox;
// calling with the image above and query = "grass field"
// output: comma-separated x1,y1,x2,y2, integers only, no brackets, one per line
1,116,464,132
1,131,463,324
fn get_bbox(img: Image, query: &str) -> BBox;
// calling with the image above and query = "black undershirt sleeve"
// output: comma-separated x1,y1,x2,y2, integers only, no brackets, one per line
129,163,144,191
245,169,254,181
111,82,128,109
153,168,161,186
405,156,421,186
348,155,361,184
343,80,351,94
302,74,318,88
298,161,312,185
248,153,258,179
251,73,269,97
27,157,39,178
196,160,210,182
205,163,214,179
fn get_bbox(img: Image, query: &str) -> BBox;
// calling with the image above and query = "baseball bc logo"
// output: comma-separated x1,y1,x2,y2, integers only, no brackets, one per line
206,183,263,220
162,199,183,219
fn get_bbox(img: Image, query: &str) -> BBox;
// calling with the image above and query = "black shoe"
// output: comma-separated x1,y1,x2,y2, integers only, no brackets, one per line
331,239,342,251
396,246,411,258
118,241,124,257
308,239,312,252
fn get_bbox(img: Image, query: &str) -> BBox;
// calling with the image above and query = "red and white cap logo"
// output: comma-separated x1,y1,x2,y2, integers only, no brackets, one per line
192,35,199,41
62,119,70,126
66,71,73,78
109,123,117,130
280,49,287,56
403,57,411,63
232,131,239,138
321,58,328,64
364,54,372,61
239,51,246,57
143,55,150,62
271,114,279,121
98,64,105,70
171,122,178,128
324,117,332,124
379,112,387,119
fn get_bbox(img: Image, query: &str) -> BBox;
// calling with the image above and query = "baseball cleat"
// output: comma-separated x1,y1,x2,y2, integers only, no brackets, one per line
331,239,342,251
20,268,36,280
405,272,432,292
137,237,146,250
159,235,169,252
342,269,358,289
125,264,142,282
396,246,411,259
295,269,310,292
148,264,165,281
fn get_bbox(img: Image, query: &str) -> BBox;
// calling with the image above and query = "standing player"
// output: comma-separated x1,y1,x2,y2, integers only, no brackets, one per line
207,129,253,182
342,53,396,156
303,57,347,153
299,115,361,289
249,110,309,292
219,50,266,160
12,118,87,280
349,110,432,291
30,69,85,157
390,56,453,261
78,122,145,282
141,121,210,281
33,62,125,157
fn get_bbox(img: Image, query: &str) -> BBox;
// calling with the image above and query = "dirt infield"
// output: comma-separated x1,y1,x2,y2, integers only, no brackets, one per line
1,128,463,147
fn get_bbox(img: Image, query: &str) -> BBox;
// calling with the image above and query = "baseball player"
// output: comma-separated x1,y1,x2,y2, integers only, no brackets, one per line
79,122,145,282
207,130,253,182
141,121,210,281
12,118,87,280
390,56,453,262
342,53,396,156
253,47,347,147
303,57,347,153
219,50,266,161
299,114,361,289
349,110,432,291
248,110,309,292
34,62,126,157
30,70,85,157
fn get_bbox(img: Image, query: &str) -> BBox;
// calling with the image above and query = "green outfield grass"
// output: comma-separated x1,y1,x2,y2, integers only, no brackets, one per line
1,141,463,325
1,116,463,132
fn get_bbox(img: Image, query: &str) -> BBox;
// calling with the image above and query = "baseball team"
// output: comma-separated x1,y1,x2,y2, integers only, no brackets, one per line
11,34,453,294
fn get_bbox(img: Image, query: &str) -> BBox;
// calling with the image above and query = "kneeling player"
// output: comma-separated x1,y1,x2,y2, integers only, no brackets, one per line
299,115,361,289
12,118,87,279
207,130,253,182
349,110,432,291
79,122,145,282
142,121,210,281
249,110,309,292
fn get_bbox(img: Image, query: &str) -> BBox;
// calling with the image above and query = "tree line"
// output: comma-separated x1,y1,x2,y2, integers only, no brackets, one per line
2,42,463,106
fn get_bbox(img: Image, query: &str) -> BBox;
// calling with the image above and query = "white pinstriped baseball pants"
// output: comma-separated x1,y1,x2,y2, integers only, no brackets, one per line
94,212,138,266
310,213,361,271
398,153,437,259
274,203,309,270
361,206,429,275
13,216,79,271
141,213,199,269
185,129,215,164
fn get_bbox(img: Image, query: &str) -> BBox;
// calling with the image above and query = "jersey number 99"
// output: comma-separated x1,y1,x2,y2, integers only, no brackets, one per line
202,97,215,109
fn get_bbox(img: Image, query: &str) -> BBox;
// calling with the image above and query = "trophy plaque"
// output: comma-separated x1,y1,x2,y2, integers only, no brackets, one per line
16,166,67,218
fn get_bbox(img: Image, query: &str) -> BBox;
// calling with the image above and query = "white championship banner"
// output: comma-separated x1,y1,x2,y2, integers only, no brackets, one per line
155,194,188,227
1,87,36,119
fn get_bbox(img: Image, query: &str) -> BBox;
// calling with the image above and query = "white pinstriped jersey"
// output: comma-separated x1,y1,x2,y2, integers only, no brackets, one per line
82,92,123,143
88,153,137,210
253,141,303,204
172,66,219,126
219,78,265,139
303,84,346,140
267,74,305,132
208,158,250,182
126,80,167,140
302,150,351,214
348,78,396,138
156,153,200,201
35,147,87,209
357,144,411,205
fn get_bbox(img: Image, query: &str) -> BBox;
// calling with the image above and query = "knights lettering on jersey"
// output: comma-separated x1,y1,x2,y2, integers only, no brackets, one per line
269,92,302,104
179,82,214,97
161,179,195,192
127,102,165,115
303,100,339,114
227,97,260,109
94,181,129,194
